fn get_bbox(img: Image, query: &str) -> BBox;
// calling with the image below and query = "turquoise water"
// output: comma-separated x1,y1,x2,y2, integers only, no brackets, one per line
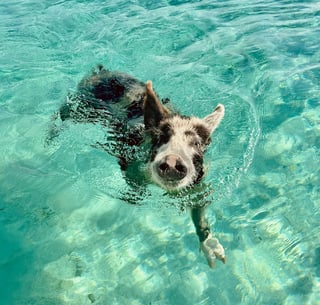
1,0,319,304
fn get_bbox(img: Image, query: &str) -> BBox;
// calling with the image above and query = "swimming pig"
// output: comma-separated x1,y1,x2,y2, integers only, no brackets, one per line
57,65,226,267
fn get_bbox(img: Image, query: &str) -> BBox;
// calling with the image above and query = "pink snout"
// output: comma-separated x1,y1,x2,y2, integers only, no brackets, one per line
156,155,187,181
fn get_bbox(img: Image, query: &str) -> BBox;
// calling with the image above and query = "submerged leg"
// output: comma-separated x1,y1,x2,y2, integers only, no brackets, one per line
191,207,226,268
191,206,211,242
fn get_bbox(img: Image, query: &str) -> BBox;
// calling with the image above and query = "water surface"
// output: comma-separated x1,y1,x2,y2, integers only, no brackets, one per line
0,0,319,304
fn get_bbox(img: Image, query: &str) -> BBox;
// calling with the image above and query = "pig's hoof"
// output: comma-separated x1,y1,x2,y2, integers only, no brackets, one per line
200,234,226,268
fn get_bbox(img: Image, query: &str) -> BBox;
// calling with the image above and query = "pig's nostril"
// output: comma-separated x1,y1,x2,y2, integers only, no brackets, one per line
175,163,187,174
159,162,169,172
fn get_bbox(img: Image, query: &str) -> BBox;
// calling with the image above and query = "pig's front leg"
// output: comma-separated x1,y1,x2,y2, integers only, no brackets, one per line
191,206,226,268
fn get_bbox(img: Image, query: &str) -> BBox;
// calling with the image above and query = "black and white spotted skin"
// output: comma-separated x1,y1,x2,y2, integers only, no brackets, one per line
146,99,225,191
56,65,226,267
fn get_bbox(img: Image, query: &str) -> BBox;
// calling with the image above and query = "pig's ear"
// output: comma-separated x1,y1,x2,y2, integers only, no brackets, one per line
144,81,170,129
203,104,225,134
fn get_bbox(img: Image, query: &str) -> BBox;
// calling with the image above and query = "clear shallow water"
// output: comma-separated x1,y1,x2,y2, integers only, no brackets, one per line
0,0,319,304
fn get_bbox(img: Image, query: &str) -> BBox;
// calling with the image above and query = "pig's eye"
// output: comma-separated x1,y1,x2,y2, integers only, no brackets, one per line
158,123,172,145
191,140,201,148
